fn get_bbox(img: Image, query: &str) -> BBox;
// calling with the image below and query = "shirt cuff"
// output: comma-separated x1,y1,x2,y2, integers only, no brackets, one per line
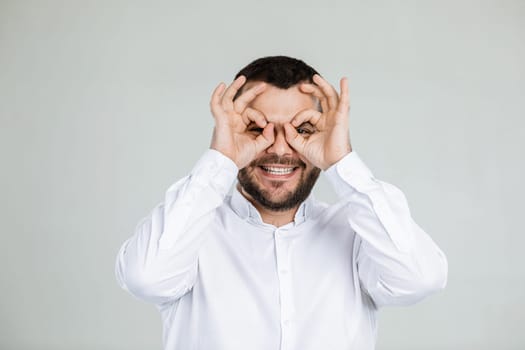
324,151,380,197
164,149,238,198
189,149,238,196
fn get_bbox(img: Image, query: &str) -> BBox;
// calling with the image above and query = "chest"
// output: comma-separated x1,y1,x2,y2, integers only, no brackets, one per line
195,213,360,316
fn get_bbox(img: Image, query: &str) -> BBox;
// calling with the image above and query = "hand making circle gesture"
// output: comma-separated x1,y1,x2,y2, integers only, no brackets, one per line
284,74,352,170
210,76,275,169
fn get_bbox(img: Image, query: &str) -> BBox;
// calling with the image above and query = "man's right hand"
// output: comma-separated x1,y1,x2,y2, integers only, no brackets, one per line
210,76,275,169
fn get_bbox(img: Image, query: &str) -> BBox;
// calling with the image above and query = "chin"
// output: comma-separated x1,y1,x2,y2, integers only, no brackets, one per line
238,165,321,212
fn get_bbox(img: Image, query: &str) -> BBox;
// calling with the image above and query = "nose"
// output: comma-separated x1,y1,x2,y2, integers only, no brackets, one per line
266,129,293,156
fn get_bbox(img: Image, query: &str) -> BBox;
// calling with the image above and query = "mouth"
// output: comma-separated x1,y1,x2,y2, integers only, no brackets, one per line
260,165,296,175
258,164,301,179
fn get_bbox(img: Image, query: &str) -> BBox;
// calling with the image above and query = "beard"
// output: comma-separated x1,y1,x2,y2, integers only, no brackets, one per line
237,154,321,212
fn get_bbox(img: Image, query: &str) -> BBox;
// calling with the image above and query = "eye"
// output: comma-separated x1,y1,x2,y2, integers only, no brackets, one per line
296,123,315,135
248,126,264,134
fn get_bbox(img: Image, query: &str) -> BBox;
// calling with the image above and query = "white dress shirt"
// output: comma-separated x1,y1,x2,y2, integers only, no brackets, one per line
115,149,448,350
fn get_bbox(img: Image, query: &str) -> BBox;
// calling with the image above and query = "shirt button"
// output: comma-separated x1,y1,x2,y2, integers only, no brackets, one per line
279,268,289,275
283,320,291,327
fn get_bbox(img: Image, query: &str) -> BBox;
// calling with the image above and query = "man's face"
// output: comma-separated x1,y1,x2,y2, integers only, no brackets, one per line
238,84,321,212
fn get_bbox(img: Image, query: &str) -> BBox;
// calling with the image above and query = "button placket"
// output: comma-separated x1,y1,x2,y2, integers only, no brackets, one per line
274,229,295,349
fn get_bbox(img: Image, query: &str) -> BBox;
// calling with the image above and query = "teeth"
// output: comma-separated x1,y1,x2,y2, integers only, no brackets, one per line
261,166,295,175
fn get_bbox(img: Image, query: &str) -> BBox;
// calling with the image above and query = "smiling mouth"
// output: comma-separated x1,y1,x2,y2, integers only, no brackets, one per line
260,166,298,175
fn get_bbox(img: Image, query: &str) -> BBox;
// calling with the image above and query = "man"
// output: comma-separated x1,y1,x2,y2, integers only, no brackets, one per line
115,56,448,350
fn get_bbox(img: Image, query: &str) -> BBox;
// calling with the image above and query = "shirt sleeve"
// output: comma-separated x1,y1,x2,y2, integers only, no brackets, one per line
115,149,238,305
324,151,448,308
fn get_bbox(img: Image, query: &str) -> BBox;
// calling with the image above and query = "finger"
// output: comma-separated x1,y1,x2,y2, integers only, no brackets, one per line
242,108,267,128
234,83,267,114
221,75,247,111
337,77,350,115
210,82,226,116
284,123,307,155
313,74,339,110
291,109,322,128
254,123,275,153
299,83,328,113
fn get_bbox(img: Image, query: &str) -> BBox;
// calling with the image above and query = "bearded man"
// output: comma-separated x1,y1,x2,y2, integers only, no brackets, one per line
115,56,448,350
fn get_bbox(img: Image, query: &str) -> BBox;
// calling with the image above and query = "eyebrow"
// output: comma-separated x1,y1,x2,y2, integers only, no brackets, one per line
297,121,314,127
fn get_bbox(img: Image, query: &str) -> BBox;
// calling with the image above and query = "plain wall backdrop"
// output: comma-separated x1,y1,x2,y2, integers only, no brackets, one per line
1,0,524,349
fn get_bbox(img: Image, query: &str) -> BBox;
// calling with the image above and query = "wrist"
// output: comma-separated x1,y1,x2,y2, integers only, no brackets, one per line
322,145,352,171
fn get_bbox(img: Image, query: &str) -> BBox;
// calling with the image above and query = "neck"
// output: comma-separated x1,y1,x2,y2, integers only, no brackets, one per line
238,185,299,227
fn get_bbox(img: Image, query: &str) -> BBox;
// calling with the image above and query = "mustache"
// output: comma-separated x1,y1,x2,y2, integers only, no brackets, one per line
250,155,305,168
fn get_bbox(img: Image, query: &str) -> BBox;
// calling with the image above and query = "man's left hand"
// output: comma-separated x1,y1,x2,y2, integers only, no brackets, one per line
284,74,352,170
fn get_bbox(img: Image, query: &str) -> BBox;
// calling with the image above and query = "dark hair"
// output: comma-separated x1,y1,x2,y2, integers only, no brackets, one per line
235,56,319,89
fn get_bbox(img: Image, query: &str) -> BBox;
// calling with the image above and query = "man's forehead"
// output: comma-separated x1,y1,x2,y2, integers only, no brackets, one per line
244,82,319,117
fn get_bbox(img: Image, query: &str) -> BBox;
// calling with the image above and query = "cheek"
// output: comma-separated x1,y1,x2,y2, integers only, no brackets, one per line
247,165,263,181
300,157,315,171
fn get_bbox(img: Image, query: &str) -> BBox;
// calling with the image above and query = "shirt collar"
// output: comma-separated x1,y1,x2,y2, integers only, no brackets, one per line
230,183,312,227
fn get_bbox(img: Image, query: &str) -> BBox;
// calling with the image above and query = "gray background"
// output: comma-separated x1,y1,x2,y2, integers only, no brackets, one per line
1,0,523,349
